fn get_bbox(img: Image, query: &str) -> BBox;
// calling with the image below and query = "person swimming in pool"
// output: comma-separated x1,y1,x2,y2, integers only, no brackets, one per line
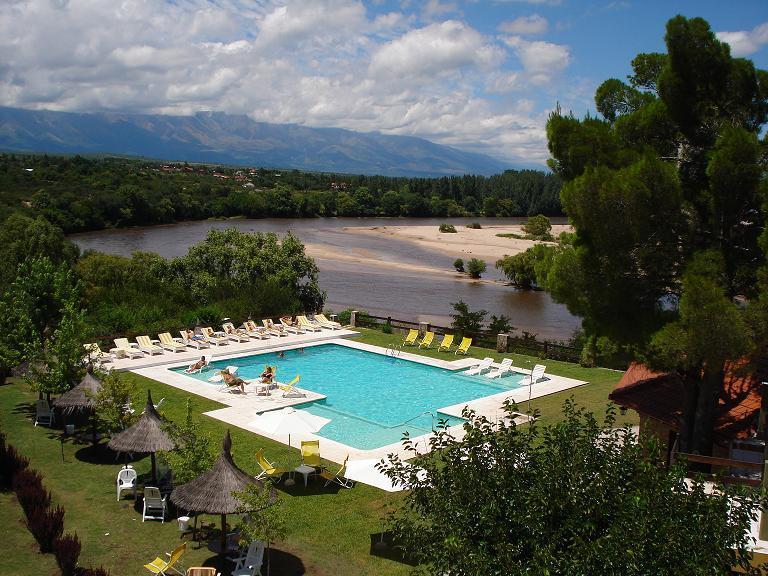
277,351,285,359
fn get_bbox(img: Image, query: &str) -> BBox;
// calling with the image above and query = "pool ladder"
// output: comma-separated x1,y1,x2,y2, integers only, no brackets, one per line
386,345,402,358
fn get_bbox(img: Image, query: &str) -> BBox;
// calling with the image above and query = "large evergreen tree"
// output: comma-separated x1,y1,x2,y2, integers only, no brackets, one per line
545,16,767,454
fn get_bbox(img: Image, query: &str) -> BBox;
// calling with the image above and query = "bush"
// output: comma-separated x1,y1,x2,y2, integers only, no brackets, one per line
489,315,513,334
27,505,65,553
55,533,81,576
521,214,553,240
0,432,29,488
439,224,457,233
467,258,487,279
381,323,393,334
465,222,482,229
13,468,49,515
451,300,487,335
453,258,465,273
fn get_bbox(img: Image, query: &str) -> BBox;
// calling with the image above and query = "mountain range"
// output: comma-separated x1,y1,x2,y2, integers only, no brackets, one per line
0,107,509,177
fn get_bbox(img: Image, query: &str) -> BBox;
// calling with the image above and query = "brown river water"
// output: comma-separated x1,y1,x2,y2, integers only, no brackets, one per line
69,217,581,341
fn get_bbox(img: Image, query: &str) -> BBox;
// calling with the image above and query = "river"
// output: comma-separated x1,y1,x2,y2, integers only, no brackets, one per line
69,217,582,341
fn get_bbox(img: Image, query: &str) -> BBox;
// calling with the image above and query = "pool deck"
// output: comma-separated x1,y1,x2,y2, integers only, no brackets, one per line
119,332,588,492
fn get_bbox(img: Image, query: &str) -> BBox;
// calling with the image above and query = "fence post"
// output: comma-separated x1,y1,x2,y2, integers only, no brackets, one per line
497,333,509,353
350,310,358,328
543,341,548,358
387,316,392,327
419,321,429,337
330,314,339,324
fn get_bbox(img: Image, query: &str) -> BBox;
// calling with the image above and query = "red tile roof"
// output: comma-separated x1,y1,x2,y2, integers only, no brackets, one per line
609,361,763,440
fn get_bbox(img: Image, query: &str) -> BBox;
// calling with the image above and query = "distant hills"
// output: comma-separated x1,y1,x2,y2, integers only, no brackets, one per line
0,107,509,177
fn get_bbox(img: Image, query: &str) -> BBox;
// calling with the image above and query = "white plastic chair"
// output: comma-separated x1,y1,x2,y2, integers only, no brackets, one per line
523,364,547,386
142,486,167,522
34,399,53,427
116,466,137,501
231,541,264,576
485,358,514,379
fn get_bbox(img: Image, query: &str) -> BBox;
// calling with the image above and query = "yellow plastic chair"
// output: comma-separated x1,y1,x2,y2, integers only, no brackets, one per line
255,449,290,483
455,337,472,355
418,331,435,349
144,542,186,575
279,375,303,398
438,334,454,352
403,329,418,346
301,440,321,469
320,455,354,488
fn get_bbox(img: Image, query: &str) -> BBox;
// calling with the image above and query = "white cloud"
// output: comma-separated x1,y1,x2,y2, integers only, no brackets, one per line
504,36,570,85
498,14,548,35
716,22,768,57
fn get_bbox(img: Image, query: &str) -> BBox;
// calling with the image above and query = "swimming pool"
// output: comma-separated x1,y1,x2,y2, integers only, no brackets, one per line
173,344,524,450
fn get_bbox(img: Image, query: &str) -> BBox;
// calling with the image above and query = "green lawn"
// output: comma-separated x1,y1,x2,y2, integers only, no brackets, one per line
0,329,632,575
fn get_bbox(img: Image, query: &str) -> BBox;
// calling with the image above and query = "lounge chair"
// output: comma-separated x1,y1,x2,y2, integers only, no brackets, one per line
158,333,186,353
418,331,435,349
243,320,270,340
117,466,137,501
522,364,547,386
201,327,229,346
320,455,354,488
301,440,321,469
83,343,113,363
486,358,514,379
438,334,454,352
113,338,144,359
178,331,211,350
144,542,186,575
222,322,250,343
313,313,342,329
279,317,305,334
279,375,304,398
185,355,210,374
142,486,167,522
262,319,288,337
231,541,265,576
34,399,53,427
455,337,472,355
255,449,290,483
297,315,322,332
403,329,418,346
136,335,164,356
464,357,494,376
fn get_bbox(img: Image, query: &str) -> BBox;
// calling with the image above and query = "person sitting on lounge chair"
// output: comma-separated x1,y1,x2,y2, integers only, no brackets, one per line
259,366,275,385
221,369,246,393
185,329,204,342
185,356,208,373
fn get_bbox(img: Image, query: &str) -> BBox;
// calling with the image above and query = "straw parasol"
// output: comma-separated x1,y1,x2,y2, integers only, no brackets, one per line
54,365,102,443
107,390,174,482
171,431,265,556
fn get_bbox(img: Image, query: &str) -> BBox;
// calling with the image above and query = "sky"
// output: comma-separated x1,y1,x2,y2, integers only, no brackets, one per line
0,0,766,167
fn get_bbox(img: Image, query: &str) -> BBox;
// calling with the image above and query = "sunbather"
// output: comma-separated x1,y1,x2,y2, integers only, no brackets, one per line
186,356,209,373
259,366,275,385
221,369,246,393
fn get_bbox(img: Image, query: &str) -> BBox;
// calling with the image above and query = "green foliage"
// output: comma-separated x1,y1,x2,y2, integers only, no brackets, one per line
496,244,558,289
438,224,457,233
382,400,765,575
488,314,513,334
235,483,287,548
466,258,486,279
521,214,553,240
450,301,486,334
452,258,464,273
465,222,482,229
93,372,137,433
162,398,215,485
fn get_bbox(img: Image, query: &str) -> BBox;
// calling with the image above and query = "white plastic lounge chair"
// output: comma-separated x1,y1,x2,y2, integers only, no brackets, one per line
296,315,322,332
222,322,250,343
313,314,342,329
178,331,211,349
522,364,547,386
231,540,265,576
113,338,144,359
157,332,186,353
464,357,494,376
117,466,137,500
142,486,167,522
208,365,239,382
136,335,164,355
243,320,270,340
279,317,305,334
262,319,288,337
201,327,229,346
34,399,53,427
485,358,514,379
185,355,210,374
83,343,113,363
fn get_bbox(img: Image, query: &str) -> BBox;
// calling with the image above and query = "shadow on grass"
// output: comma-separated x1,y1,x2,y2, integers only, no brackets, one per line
274,478,345,497
12,401,36,422
74,442,145,465
262,547,306,576
369,532,417,566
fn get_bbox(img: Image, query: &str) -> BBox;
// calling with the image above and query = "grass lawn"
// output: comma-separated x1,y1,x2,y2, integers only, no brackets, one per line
0,328,633,575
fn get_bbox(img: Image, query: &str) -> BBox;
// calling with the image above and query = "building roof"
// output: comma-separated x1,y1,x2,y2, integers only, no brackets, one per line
609,361,763,441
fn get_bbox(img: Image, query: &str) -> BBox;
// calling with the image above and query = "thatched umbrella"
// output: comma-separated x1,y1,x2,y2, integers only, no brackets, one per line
54,365,102,444
108,390,174,483
171,431,264,558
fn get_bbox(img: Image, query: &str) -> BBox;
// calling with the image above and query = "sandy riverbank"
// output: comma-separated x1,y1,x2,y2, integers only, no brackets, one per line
343,223,572,264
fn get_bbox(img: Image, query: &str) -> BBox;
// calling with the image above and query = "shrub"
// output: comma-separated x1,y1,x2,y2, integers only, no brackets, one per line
55,533,81,576
453,258,465,273
13,468,49,515
0,432,29,488
465,222,482,229
336,309,353,325
489,314,513,334
382,323,393,334
439,224,457,233
467,258,487,279
450,300,487,335
27,505,65,553
521,214,553,240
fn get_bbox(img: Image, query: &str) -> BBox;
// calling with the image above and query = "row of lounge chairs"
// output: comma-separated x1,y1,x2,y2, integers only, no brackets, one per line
464,357,547,383
402,329,472,354
84,315,344,362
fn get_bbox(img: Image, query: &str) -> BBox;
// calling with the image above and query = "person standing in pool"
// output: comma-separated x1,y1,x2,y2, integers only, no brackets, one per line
277,351,285,359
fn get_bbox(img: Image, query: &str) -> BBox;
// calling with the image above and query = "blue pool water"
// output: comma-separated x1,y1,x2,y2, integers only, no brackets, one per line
173,344,524,449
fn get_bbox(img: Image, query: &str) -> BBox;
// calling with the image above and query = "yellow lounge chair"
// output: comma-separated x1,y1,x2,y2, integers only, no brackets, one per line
320,455,354,488
455,337,472,355
301,440,321,469
438,334,454,352
255,448,291,483
201,327,229,346
418,331,435,349
113,338,144,359
144,541,186,575
158,333,186,353
403,329,418,346
278,375,304,398
83,343,113,363
314,314,342,329
136,335,164,355
297,315,323,332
